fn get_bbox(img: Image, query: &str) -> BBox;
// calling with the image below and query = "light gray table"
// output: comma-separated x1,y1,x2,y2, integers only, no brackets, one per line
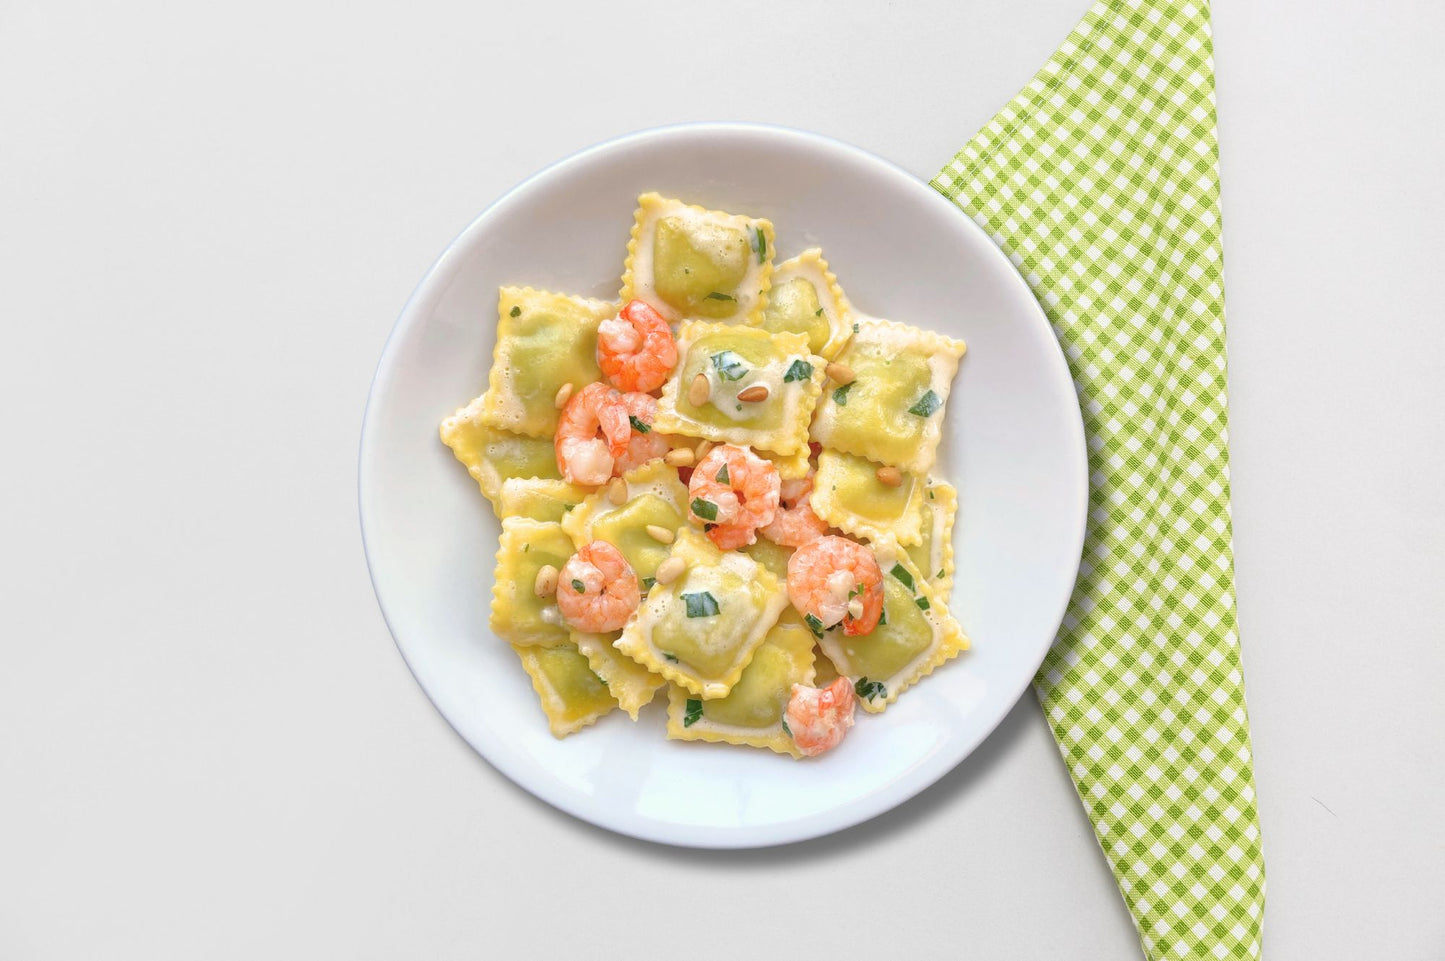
3,1,1441,957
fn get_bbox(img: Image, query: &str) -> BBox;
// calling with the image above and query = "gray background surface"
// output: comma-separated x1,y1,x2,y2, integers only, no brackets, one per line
2,1,1441,958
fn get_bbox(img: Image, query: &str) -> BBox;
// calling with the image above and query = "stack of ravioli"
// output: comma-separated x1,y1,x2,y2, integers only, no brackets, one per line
441,193,970,758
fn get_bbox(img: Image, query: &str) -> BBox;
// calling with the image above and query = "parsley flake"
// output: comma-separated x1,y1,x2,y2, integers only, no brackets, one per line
814,307,825,317
852,322,860,333
691,497,718,521
832,381,854,405
710,350,747,381
683,591,719,618
662,651,679,663
780,716,792,737
642,576,656,590
704,291,736,302
915,596,931,611
752,226,766,264
907,389,942,417
889,563,915,591
571,579,585,593
937,568,945,579
683,698,704,727
509,305,520,318
783,359,813,383
878,605,888,626
854,677,887,701
803,613,825,638
715,464,729,483
628,414,651,433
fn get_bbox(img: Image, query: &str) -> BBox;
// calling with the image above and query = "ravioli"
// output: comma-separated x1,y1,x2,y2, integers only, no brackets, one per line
621,193,774,324
515,642,618,737
572,630,666,720
614,528,788,699
654,321,825,456
814,546,969,714
810,449,925,546
809,316,966,475
759,248,854,360
490,518,576,647
440,397,562,504
741,536,794,582
665,609,816,757
498,478,590,524
478,286,614,438
906,480,957,598
560,460,690,586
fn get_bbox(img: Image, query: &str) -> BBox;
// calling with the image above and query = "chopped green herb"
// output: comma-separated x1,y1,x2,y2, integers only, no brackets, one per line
592,671,608,687
780,716,792,737
803,613,825,638
628,414,651,434
662,651,679,663
562,503,575,512
684,267,691,274
848,584,862,598
907,389,942,417
889,563,915,591
642,576,656,590
710,350,747,381
735,403,742,411
915,596,931,611
704,291,736,302
683,591,720,618
509,305,521,318
852,322,860,333
855,677,887,701
832,381,854,405
571,579,586,593
691,497,718,521
752,226,767,264
937,568,945,579
522,544,529,552
878,605,887,626
814,307,825,317
783,359,813,383
715,464,729,484
683,698,704,727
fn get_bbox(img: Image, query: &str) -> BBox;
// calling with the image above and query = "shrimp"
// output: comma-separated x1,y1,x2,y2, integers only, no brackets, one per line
784,677,857,757
555,382,631,486
598,299,678,393
759,471,828,547
555,540,640,633
687,444,780,550
613,392,670,475
786,535,884,635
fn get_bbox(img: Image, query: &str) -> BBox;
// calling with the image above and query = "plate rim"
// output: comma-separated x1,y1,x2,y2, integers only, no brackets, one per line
358,121,1088,849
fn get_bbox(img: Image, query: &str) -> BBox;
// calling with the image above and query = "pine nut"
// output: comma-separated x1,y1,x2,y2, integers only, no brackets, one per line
553,382,574,409
664,447,695,467
688,373,711,406
825,362,855,385
736,384,770,403
534,564,559,597
607,477,628,505
646,524,675,544
876,466,903,487
654,556,686,585
694,441,714,460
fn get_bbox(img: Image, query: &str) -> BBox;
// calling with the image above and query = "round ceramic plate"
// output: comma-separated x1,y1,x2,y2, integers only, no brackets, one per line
360,123,1087,848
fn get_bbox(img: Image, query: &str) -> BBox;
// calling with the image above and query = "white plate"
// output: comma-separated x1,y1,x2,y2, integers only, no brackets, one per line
359,123,1087,848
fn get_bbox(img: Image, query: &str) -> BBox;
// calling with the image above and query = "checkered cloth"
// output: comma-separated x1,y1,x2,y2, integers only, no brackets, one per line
931,1,1265,957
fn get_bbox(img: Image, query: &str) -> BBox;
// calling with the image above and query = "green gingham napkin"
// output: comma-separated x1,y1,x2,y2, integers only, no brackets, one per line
931,1,1265,957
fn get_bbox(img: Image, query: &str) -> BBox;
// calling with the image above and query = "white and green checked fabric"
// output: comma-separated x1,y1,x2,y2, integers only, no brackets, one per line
931,1,1264,957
